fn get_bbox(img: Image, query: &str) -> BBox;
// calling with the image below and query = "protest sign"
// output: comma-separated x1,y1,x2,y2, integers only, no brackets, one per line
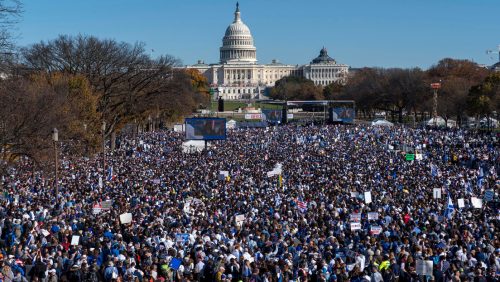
92,204,102,215
350,213,362,222
175,233,190,243
152,179,161,185
415,153,423,160
433,188,441,199
350,222,361,231
100,200,113,210
364,191,372,204
457,198,465,208
350,191,359,198
98,177,103,188
235,214,246,226
41,229,50,237
368,212,379,220
471,197,483,208
169,258,182,271
119,213,133,224
219,171,229,180
405,153,415,161
416,260,433,276
370,226,383,235
71,235,80,246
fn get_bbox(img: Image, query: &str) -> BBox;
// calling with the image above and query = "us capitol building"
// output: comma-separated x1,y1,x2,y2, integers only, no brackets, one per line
183,3,349,100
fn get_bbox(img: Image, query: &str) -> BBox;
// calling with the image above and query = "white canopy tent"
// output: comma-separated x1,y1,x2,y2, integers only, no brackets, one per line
182,140,209,153
427,117,456,128
371,119,393,127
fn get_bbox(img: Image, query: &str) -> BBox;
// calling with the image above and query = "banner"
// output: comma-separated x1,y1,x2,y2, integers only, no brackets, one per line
405,153,415,161
350,222,361,231
471,197,482,208
367,212,379,220
370,226,383,235
119,213,133,224
457,198,465,208
364,191,372,204
433,188,442,199
350,213,362,222
245,113,262,120
71,235,80,246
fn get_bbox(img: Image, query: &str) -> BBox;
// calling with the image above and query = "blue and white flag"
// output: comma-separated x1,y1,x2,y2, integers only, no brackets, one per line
444,194,454,219
431,164,438,177
106,166,113,182
477,167,484,188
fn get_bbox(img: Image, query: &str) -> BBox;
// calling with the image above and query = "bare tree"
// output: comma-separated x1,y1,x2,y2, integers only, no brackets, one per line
22,35,201,141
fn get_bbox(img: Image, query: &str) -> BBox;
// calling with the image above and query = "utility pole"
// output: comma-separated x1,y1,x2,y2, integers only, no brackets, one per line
52,128,59,201
431,82,441,126
102,121,106,174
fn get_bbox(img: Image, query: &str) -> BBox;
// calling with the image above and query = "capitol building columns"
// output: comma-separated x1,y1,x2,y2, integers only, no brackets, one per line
183,3,350,101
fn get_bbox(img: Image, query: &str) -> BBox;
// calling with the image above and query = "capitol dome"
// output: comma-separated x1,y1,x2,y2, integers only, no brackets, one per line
220,3,257,64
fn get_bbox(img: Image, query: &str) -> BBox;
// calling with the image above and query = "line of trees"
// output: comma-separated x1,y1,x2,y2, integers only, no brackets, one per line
270,58,499,124
0,34,209,173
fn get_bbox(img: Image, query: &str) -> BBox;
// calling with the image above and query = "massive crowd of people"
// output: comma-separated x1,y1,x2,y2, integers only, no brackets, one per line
0,124,498,282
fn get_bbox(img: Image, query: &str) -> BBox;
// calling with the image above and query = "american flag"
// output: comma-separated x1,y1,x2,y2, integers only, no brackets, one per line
296,198,307,212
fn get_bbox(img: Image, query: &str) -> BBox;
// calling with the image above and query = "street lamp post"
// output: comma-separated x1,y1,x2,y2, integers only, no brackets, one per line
52,128,59,200
102,121,106,174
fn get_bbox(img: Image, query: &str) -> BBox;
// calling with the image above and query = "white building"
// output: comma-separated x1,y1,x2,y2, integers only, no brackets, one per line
184,3,349,100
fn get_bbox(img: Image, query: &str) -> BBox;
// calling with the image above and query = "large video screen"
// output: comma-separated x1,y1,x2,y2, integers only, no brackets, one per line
261,110,282,122
185,118,226,140
330,107,355,123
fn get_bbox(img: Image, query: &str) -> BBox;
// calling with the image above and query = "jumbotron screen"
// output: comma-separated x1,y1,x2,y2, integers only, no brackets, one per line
185,118,227,140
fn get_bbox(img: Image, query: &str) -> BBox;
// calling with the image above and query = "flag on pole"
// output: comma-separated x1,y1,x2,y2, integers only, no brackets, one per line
477,167,484,188
106,166,114,182
444,194,454,219
430,164,438,177
296,197,307,212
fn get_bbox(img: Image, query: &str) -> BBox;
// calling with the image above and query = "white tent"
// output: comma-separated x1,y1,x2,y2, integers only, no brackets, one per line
226,119,237,129
371,119,393,127
479,117,498,128
182,140,208,153
427,116,456,128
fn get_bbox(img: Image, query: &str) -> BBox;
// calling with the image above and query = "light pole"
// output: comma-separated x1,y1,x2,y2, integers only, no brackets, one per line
431,82,441,126
52,128,59,200
102,121,106,174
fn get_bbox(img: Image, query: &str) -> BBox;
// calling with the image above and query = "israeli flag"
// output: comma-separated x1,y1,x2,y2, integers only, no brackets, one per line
431,164,438,177
444,194,454,219
477,167,484,188
106,166,113,182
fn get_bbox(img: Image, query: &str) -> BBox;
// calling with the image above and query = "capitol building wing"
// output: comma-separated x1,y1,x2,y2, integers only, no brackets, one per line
183,3,349,100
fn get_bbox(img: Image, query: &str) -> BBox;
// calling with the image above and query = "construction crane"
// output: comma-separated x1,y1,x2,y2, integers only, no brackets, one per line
486,45,500,63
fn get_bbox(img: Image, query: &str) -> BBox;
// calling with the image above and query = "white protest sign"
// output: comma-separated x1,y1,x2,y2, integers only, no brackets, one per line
71,235,80,246
350,222,361,231
415,153,423,160
471,197,483,209
235,214,246,226
119,213,133,224
92,205,102,215
219,171,229,180
368,212,379,220
41,229,50,237
416,260,433,276
364,191,372,204
457,198,465,209
350,213,362,222
98,177,103,188
350,191,359,198
370,226,383,235
433,188,441,199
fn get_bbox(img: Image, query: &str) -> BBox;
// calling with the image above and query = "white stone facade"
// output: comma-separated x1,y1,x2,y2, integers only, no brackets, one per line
183,3,349,100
